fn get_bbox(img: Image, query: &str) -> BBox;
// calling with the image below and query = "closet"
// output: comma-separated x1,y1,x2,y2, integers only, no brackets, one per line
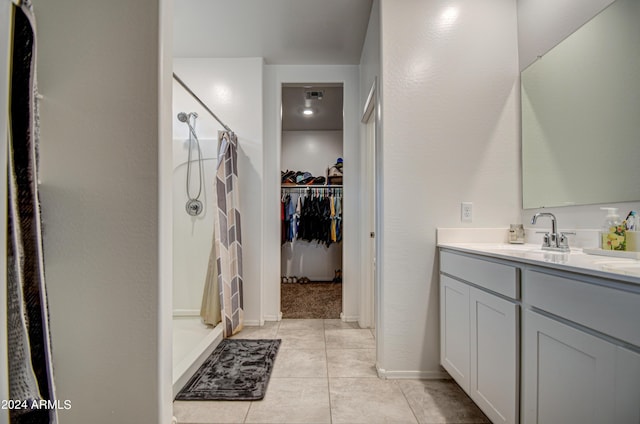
280,84,344,319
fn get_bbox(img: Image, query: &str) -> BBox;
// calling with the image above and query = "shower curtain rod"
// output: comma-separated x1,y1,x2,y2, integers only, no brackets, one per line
173,72,233,133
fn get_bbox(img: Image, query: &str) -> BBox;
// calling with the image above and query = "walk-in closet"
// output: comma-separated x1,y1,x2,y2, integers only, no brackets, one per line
280,84,344,319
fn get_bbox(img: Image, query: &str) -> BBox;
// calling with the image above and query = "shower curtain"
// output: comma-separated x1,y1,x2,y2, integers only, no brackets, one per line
202,131,244,336
200,235,220,327
7,1,58,423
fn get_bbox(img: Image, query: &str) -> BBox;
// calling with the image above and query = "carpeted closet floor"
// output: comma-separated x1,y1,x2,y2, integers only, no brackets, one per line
281,282,342,319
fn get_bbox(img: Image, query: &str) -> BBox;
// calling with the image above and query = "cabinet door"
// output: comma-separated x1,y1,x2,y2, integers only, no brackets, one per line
470,287,518,424
615,347,640,423
522,310,616,424
440,275,470,391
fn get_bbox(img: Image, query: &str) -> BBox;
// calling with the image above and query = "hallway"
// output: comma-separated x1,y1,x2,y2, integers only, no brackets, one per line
173,319,489,424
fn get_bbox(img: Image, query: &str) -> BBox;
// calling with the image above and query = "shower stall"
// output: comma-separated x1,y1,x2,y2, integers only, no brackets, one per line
170,60,261,396
171,108,223,395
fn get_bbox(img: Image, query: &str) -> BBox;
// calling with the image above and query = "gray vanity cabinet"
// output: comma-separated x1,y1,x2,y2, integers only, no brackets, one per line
440,250,519,424
522,269,640,424
439,244,640,424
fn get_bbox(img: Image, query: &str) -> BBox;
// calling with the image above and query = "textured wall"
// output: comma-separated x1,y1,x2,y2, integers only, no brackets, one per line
34,0,162,421
379,0,520,377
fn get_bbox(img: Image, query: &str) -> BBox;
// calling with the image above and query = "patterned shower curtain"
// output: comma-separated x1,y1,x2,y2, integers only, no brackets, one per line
7,1,58,423
209,131,244,337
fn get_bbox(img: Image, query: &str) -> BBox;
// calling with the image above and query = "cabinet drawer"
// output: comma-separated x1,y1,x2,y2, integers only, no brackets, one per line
440,250,519,299
523,269,640,347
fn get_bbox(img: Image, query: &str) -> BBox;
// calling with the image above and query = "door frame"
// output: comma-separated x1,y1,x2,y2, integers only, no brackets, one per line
359,78,377,329
263,64,361,323
279,82,345,317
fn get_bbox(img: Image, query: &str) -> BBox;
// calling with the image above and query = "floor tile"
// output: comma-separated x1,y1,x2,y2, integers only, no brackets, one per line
323,319,360,330
398,380,490,424
326,349,377,378
245,377,331,423
272,348,327,378
279,318,325,331
173,400,250,424
325,328,375,349
276,327,326,350
329,378,418,424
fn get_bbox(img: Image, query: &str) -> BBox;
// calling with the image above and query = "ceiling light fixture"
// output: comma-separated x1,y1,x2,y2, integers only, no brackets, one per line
303,108,314,116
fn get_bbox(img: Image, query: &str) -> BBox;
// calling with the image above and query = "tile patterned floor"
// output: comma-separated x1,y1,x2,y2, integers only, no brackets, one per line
173,319,489,424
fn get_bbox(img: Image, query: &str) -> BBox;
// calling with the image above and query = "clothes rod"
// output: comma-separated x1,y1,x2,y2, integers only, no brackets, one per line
173,72,233,133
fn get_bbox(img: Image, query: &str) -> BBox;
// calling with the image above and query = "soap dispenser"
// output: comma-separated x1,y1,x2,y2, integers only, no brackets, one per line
600,207,626,250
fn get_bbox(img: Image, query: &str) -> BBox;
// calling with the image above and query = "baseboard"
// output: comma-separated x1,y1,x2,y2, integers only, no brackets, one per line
173,309,200,317
375,365,451,380
340,312,359,322
263,312,282,322
243,319,261,327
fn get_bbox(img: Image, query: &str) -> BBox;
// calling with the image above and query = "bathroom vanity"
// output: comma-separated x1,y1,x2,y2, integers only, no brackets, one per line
438,242,640,424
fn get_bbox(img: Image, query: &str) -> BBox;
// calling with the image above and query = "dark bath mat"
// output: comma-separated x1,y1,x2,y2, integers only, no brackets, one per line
175,339,281,401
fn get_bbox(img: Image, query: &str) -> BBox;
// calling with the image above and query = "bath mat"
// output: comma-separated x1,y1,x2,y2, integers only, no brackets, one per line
175,339,281,401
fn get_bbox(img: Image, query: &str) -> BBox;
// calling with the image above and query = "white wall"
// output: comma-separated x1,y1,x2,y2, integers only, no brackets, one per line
264,65,361,321
172,138,218,314
281,130,343,281
281,242,343,281
359,0,380,106
517,0,640,229
378,0,520,377
173,58,264,325
281,130,343,178
34,0,164,421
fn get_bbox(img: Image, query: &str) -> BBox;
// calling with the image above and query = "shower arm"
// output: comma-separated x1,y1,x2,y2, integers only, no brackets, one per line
173,73,233,133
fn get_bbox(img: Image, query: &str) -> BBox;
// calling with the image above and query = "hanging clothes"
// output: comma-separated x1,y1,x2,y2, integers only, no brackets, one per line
288,192,299,242
330,194,337,243
281,188,342,246
281,194,288,245
335,194,342,242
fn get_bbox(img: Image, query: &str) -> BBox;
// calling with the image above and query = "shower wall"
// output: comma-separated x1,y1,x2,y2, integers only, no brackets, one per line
172,58,264,323
172,139,217,315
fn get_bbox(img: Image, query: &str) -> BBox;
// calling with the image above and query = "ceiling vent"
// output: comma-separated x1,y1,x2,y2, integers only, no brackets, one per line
305,90,324,100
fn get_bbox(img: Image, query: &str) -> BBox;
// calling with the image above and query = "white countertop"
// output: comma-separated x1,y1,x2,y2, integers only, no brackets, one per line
437,242,640,286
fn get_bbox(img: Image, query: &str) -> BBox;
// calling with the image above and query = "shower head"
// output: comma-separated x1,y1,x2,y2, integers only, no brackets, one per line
178,111,200,143
177,112,198,123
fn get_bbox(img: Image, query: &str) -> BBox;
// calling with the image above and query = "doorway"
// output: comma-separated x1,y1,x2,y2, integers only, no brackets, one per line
279,83,344,319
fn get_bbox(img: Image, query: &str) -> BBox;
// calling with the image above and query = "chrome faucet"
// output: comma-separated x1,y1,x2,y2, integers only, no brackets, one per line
531,212,570,252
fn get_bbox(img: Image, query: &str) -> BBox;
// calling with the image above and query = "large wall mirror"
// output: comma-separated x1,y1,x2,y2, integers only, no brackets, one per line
521,0,640,208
